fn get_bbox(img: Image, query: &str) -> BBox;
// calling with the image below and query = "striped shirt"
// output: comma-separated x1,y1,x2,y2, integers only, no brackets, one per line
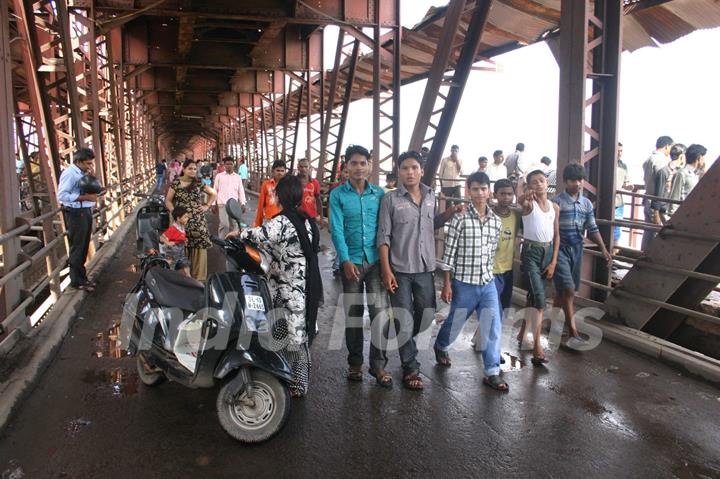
441,203,502,286
553,191,599,246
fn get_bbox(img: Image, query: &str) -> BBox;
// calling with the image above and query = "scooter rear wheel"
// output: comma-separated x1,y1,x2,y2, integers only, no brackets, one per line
136,353,166,387
216,369,291,443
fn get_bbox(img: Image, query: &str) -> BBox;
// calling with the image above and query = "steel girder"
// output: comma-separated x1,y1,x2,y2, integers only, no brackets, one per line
557,0,622,298
420,0,493,186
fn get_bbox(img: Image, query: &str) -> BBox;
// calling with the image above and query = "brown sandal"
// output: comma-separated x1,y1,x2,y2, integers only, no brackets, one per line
369,369,393,388
403,372,424,391
346,367,363,382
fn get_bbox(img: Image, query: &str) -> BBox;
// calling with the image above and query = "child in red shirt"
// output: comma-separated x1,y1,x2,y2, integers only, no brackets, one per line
160,206,191,276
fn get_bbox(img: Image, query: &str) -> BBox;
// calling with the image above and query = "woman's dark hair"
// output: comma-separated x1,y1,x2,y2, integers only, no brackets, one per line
181,159,196,174
276,175,304,212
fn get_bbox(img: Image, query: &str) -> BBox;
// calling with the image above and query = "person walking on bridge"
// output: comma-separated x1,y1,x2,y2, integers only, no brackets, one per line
254,160,287,226
214,156,247,239
438,144,463,208
57,148,99,292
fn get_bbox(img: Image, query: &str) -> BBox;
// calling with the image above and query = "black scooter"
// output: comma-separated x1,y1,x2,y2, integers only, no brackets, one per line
134,191,170,255
123,199,294,443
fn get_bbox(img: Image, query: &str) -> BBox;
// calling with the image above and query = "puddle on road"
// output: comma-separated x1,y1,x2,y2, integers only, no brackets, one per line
65,418,92,437
500,352,526,371
93,323,129,359
81,367,139,398
1,460,25,479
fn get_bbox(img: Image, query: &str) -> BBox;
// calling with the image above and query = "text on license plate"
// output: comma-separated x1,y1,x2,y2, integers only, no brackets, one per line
246,295,265,311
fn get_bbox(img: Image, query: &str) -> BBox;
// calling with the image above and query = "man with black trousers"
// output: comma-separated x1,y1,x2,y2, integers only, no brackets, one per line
57,148,98,292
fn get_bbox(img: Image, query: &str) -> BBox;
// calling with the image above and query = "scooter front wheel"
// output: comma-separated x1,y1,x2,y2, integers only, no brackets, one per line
136,353,166,387
216,369,291,443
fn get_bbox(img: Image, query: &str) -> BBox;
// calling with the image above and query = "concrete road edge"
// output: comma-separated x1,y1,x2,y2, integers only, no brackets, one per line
0,208,137,432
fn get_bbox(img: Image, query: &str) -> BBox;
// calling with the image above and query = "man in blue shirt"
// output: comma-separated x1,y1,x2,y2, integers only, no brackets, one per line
238,157,249,182
329,144,389,384
57,148,99,291
155,159,167,191
552,163,611,345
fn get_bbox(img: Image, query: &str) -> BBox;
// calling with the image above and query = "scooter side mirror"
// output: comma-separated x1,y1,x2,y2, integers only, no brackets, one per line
226,198,243,222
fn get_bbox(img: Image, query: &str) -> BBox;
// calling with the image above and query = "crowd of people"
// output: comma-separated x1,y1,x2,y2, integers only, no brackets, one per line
54,133,709,397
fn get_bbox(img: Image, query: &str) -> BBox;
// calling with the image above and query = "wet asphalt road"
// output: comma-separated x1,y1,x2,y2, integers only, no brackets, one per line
1,203,719,478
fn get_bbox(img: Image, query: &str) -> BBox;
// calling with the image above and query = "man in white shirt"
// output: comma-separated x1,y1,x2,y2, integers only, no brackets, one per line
505,142,527,179
641,135,673,251
214,156,247,238
438,144,463,208
486,150,506,183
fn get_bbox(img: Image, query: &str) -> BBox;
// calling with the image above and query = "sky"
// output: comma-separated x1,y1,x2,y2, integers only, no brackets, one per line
294,1,719,183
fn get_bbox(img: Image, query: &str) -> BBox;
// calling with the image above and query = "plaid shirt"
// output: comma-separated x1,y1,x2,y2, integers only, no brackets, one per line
441,203,502,286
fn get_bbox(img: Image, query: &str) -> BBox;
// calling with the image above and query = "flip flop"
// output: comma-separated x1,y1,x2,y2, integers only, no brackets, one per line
531,356,549,367
483,375,509,391
434,346,451,367
369,369,393,388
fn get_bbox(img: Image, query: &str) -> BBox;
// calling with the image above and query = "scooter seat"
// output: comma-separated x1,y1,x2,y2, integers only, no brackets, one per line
145,267,205,311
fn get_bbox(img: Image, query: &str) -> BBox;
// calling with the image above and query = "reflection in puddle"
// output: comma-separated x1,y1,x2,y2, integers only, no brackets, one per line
500,352,526,371
93,323,128,358
65,417,92,437
81,367,139,398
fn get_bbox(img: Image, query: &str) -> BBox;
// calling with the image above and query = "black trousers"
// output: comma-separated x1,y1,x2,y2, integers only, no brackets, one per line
63,208,93,286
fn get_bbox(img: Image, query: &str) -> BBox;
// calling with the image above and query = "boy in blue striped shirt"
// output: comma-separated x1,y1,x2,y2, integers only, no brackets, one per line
552,163,611,345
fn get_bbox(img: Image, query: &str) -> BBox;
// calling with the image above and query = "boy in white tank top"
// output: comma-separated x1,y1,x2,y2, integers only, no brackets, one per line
518,169,559,366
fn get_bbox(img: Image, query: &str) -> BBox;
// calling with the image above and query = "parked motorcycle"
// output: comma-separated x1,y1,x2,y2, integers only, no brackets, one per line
134,191,170,255
123,199,294,443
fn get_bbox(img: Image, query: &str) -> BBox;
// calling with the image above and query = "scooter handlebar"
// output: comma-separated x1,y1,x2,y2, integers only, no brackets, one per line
211,235,228,247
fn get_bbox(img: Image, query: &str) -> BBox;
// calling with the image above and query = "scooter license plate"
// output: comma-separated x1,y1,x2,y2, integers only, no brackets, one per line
245,295,265,311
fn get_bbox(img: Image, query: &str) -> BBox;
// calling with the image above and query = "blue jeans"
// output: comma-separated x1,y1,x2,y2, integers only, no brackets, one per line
156,174,164,190
493,270,513,312
435,279,502,376
614,205,623,242
390,272,436,373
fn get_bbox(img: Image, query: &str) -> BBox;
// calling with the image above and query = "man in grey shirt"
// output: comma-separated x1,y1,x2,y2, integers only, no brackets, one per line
641,135,673,250
651,143,685,224
377,150,462,390
669,144,706,214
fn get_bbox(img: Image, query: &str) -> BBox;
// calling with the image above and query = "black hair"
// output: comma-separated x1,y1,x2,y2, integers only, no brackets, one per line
451,144,459,150
494,178,514,193
493,150,503,158
563,163,586,182
397,150,422,167
222,156,235,164
685,144,707,165
478,156,488,164
670,143,687,161
540,156,551,166
298,158,310,164
275,175,303,211
618,142,623,147
466,171,490,188
271,159,287,170
526,169,546,184
172,206,189,220
345,144,371,160
386,172,397,182
656,136,673,149
420,146,430,153
73,148,95,163
516,143,525,152
181,159,196,172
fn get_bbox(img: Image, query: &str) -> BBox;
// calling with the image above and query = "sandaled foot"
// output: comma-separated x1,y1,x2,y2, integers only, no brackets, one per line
531,355,549,367
72,283,95,292
403,372,424,391
346,367,363,382
483,375,509,391
434,346,451,367
369,368,393,388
